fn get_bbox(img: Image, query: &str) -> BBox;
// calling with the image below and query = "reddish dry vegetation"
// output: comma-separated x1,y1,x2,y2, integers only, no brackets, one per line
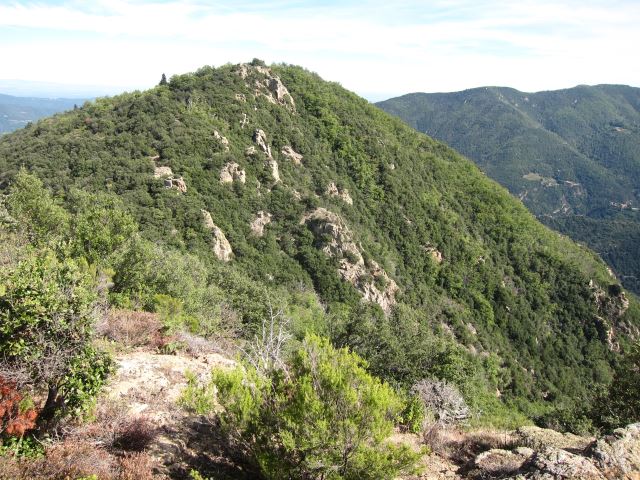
0,440,157,480
0,376,38,437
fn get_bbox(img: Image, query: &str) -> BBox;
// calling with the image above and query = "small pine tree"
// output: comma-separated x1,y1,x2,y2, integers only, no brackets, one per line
159,73,167,86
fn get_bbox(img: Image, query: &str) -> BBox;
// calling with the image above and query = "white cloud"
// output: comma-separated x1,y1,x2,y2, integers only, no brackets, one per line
0,0,639,99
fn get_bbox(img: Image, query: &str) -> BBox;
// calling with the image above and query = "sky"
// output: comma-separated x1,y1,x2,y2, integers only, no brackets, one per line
0,0,639,101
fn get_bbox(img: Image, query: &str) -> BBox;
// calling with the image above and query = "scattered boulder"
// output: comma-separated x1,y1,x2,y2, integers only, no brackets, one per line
201,210,233,262
302,208,398,312
213,130,230,151
589,423,640,480
234,93,246,102
281,145,303,165
253,128,272,157
154,166,173,178
219,162,246,184
326,182,353,205
250,211,272,236
245,145,257,156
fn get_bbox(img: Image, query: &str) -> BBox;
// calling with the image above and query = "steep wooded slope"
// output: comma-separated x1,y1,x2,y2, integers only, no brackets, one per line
377,85,640,293
1,63,637,422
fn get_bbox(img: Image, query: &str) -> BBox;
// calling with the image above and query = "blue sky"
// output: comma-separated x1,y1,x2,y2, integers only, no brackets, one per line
1,0,639,100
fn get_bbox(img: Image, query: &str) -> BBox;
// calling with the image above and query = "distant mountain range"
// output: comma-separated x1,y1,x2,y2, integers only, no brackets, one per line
377,85,640,294
0,93,87,134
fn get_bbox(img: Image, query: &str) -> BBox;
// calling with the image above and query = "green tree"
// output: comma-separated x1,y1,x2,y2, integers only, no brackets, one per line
0,250,111,428
160,73,168,86
599,341,640,429
186,334,419,480
5,169,69,244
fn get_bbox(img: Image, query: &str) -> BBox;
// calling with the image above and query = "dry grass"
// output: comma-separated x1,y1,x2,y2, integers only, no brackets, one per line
98,309,163,348
424,425,516,466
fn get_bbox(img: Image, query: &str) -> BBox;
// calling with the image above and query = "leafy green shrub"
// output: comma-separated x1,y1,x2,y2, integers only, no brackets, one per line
0,250,110,427
187,334,420,480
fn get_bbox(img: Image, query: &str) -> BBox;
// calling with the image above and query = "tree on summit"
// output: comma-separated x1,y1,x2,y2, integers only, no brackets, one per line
159,73,167,86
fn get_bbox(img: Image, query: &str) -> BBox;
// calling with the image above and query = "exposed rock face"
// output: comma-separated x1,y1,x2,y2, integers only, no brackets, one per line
326,182,353,205
268,158,280,183
201,210,233,262
219,162,246,184
201,209,215,229
302,208,398,312
472,448,533,477
154,166,173,178
281,145,303,165
425,245,444,263
234,63,295,111
250,211,272,236
590,281,631,350
213,130,230,151
516,426,593,452
253,128,272,157
162,176,187,193
517,448,605,479
589,423,640,479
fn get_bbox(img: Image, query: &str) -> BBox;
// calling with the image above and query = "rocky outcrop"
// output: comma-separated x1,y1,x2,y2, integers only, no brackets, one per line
516,448,605,479
326,182,353,205
250,211,272,236
154,166,173,178
163,176,187,193
516,426,593,452
234,63,295,111
302,208,398,312
281,145,303,165
253,128,272,157
219,162,246,184
589,423,640,479
425,245,444,264
201,210,233,262
590,281,631,350
268,158,280,183
213,130,230,151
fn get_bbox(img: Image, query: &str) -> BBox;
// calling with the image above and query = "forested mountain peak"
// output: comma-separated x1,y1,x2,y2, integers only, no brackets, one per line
1,61,638,432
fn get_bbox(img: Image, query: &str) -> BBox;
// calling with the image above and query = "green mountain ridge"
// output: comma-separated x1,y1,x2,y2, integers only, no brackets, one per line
0,93,86,134
377,84,640,293
1,62,638,425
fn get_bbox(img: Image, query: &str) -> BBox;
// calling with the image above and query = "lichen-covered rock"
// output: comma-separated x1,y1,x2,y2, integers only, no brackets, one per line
472,448,532,478
172,177,187,193
201,209,215,229
281,145,303,165
517,448,605,479
234,63,296,111
219,162,246,184
303,208,398,312
589,423,640,480
516,426,593,452
425,244,443,263
213,130,230,151
253,129,272,157
250,211,272,236
201,210,233,262
325,182,353,205
154,166,173,178
267,158,280,183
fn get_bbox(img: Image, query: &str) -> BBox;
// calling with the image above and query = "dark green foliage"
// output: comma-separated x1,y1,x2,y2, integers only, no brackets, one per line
377,85,640,295
186,334,421,480
0,62,638,429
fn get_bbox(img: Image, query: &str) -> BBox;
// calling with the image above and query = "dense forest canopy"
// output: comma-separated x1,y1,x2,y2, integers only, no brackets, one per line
377,85,640,295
